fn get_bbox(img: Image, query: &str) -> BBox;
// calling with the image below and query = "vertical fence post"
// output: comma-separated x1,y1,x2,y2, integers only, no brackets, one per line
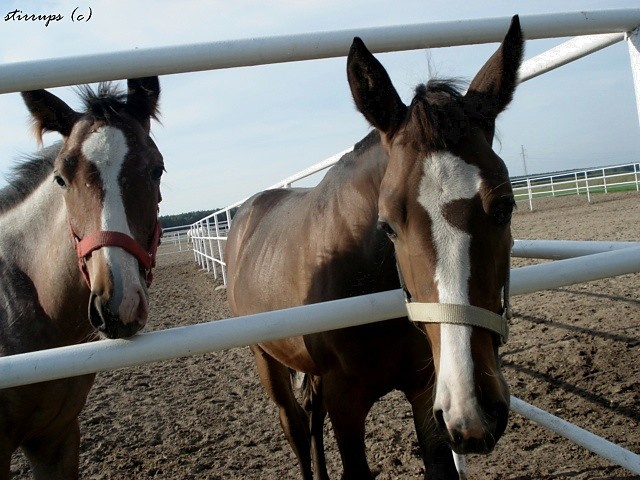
526,177,533,211
626,27,640,128
206,218,217,279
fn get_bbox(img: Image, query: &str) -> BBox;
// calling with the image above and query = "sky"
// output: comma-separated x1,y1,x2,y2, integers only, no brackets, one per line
0,1,638,216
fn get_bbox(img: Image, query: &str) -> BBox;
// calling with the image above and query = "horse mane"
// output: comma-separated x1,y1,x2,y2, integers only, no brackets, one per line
402,78,469,151
0,143,60,214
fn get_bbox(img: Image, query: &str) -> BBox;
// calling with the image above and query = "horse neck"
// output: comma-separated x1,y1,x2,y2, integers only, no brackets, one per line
304,134,397,296
315,133,389,234
0,180,89,326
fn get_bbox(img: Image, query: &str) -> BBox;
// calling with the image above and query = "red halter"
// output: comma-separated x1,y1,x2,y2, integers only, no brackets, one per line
69,219,162,288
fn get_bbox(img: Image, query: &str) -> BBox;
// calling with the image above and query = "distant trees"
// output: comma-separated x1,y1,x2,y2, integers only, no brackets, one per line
159,209,221,229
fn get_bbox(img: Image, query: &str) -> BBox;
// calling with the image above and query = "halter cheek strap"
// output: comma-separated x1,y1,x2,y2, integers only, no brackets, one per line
69,220,162,288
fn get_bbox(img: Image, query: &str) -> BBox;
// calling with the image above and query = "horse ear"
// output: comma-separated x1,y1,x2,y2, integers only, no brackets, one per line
21,90,80,145
126,77,161,132
347,37,407,134
465,15,524,140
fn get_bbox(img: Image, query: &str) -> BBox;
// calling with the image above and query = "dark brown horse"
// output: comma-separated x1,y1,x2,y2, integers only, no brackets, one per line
0,77,163,479
226,17,523,480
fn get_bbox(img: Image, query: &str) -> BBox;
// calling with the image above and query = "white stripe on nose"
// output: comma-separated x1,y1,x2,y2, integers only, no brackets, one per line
417,151,483,430
81,126,147,324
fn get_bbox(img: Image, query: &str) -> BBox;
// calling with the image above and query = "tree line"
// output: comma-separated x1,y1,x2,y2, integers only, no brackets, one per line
159,209,221,229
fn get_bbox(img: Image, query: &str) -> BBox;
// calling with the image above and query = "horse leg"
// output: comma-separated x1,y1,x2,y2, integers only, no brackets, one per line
302,374,330,480
250,345,313,480
0,440,11,480
406,389,459,480
324,375,374,480
22,419,80,480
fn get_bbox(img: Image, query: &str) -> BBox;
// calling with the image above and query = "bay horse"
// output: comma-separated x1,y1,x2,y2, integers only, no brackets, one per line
226,17,523,480
0,77,163,479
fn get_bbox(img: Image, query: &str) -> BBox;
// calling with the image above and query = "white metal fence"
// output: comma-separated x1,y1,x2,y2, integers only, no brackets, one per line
1,9,640,475
158,224,192,255
513,162,640,210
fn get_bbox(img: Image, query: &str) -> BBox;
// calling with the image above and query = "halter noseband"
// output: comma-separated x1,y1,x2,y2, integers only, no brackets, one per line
69,219,162,289
396,259,512,345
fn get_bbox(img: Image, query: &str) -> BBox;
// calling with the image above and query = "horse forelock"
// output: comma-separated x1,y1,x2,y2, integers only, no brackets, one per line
77,83,128,123
397,79,468,151
77,82,159,125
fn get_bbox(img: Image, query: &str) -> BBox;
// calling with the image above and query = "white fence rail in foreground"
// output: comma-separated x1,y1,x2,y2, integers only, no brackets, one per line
3,241,637,389
2,10,640,94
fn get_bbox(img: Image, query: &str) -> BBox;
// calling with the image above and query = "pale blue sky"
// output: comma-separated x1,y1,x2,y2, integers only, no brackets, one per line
0,1,638,215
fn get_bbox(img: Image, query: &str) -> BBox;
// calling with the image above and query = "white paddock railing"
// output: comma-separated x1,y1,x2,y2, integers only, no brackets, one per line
512,162,640,210
1,9,640,475
158,224,192,256
1,241,639,473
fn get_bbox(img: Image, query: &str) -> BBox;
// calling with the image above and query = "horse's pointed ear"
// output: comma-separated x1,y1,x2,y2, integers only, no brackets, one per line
126,76,161,132
347,37,407,135
465,15,524,140
21,90,80,145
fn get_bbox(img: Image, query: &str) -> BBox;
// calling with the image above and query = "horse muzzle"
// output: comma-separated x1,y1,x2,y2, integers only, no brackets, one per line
434,398,509,454
89,287,148,339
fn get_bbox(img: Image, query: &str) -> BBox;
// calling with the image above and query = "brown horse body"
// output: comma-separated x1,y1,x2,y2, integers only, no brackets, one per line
227,18,523,480
228,134,444,478
0,78,163,479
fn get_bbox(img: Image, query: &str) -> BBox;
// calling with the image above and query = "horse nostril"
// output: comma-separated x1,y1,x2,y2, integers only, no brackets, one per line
88,293,105,329
434,409,447,433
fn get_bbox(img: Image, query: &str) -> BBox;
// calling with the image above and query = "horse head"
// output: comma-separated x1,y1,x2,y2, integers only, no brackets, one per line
347,17,523,454
21,77,164,339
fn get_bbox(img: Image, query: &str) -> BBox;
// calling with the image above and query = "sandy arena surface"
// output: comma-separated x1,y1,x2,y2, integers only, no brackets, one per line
9,192,640,479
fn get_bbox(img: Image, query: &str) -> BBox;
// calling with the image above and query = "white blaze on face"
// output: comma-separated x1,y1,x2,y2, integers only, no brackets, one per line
417,151,483,431
81,126,144,322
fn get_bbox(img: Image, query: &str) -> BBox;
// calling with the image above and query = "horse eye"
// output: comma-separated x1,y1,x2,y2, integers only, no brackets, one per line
493,198,515,226
151,165,165,181
378,220,397,239
53,174,67,188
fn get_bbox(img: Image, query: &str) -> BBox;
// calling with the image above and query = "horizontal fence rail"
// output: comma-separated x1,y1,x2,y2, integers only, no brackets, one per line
1,10,639,94
512,239,640,259
510,397,640,474
2,244,639,387
512,162,640,210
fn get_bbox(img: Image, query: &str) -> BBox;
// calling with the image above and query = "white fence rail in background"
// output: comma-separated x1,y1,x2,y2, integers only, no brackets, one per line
158,224,192,255
512,162,640,210
1,9,640,475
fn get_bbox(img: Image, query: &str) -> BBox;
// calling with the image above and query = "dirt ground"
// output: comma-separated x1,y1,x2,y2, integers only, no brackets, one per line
9,192,640,479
